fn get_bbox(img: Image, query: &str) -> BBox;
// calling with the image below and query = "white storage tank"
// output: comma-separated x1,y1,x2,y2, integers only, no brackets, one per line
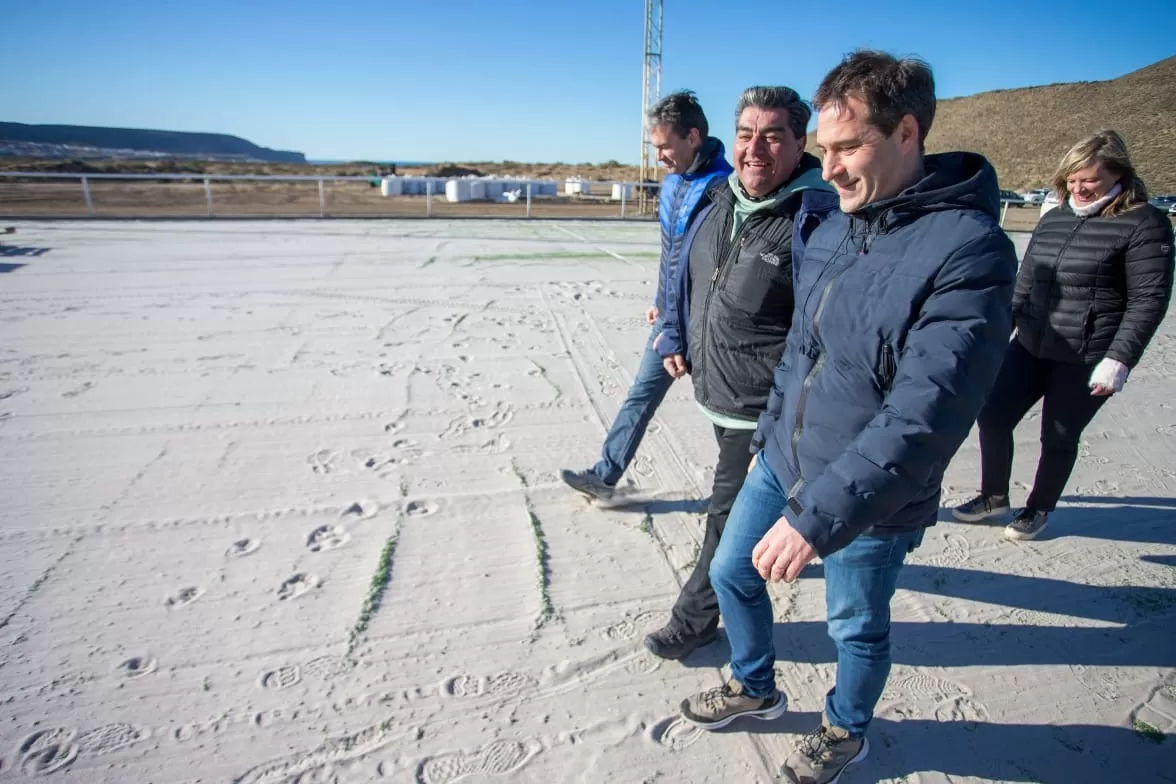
484,180,505,200
610,183,632,201
565,178,591,195
380,177,403,197
446,180,471,202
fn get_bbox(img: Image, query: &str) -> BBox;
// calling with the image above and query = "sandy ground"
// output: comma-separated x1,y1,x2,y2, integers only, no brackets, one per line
0,220,1173,784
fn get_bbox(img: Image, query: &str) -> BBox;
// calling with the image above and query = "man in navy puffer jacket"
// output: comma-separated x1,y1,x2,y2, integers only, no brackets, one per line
677,51,1017,784
561,92,732,499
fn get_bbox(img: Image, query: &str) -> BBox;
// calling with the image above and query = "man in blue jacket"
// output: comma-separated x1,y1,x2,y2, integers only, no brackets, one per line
678,51,1017,784
561,92,732,500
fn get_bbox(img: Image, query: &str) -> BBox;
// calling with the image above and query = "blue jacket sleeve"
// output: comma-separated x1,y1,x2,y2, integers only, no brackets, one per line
791,230,1017,557
653,179,674,310
657,201,713,361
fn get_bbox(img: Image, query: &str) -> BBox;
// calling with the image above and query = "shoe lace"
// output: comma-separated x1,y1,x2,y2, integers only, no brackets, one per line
699,683,735,711
797,725,835,763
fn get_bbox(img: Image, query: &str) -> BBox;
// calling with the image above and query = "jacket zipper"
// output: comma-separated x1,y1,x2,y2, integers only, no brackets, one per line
1035,217,1087,356
696,210,754,408
790,221,873,472
880,343,896,390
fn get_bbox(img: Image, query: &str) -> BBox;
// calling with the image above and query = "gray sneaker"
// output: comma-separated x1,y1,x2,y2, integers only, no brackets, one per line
1004,508,1048,541
560,468,615,501
680,678,787,730
952,493,1011,523
781,716,869,784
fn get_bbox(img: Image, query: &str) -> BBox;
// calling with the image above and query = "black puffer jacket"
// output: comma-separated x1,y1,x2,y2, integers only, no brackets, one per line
656,154,833,421
1013,201,1174,367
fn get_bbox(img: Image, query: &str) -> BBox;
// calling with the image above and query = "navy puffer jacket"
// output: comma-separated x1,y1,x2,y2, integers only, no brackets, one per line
755,153,1018,557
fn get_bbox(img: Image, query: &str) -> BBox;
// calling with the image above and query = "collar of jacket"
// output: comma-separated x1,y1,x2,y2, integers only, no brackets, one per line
683,136,726,179
714,153,830,213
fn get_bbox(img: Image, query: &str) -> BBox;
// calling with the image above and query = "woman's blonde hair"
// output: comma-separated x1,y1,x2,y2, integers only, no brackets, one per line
1052,129,1148,218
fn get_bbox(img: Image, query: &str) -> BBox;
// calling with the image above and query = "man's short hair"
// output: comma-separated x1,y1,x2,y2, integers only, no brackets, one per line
647,91,709,139
813,50,936,146
734,86,812,141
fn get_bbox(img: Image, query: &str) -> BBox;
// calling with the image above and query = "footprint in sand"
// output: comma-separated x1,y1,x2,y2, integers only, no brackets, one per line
598,610,662,642
303,656,355,681
165,586,204,609
933,696,991,727
405,500,438,518
416,739,535,784
307,450,341,475
1131,674,1176,736
624,651,662,676
62,381,94,399
341,500,379,520
116,655,157,679
226,538,261,558
307,525,351,552
77,723,150,756
646,716,703,751
18,728,79,776
921,533,971,567
883,672,971,703
278,574,322,601
441,671,536,699
260,665,302,690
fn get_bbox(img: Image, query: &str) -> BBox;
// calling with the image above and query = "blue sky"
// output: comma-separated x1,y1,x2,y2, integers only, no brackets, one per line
4,0,1174,163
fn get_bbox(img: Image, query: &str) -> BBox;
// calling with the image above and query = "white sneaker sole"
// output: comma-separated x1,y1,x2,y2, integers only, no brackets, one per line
952,505,1010,523
682,692,788,730
1004,521,1047,541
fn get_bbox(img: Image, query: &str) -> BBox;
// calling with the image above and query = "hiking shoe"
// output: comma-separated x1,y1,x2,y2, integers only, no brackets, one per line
643,624,718,660
781,715,869,784
560,468,615,501
1004,508,1048,541
680,678,787,730
951,493,1011,523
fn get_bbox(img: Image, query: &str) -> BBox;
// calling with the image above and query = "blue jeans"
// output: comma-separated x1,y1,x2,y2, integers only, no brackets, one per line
592,320,675,485
710,454,924,737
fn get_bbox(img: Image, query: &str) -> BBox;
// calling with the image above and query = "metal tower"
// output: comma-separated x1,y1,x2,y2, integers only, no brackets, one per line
638,0,663,214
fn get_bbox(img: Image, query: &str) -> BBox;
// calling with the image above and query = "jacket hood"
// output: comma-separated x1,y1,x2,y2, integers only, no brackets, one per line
859,151,1002,227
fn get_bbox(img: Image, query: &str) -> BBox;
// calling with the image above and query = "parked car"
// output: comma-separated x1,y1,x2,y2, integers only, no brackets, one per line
1023,188,1051,205
1000,189,1027,207
1149,194,1176,212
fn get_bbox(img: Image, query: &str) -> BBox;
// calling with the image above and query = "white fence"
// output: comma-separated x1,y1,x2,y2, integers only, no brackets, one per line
0,172,658,220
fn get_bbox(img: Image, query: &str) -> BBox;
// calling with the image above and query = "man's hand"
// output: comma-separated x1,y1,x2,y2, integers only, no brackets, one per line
751,517,817,583
646,306,659,325
663,353,687,378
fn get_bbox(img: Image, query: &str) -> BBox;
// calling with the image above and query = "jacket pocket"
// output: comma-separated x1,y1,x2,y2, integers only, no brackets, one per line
1079,306,1095,354
724,242,792,318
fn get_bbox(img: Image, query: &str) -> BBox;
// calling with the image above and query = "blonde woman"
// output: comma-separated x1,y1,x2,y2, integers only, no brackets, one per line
954,130,1174,540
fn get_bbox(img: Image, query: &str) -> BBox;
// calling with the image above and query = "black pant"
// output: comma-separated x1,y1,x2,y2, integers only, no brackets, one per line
670,424,755,636
978,339,1109,512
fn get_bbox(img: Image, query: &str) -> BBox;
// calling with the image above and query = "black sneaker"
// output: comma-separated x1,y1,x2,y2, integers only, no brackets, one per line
1005,508,1048,541
560,468,615,501
952,493,1011,523
643,624,718,660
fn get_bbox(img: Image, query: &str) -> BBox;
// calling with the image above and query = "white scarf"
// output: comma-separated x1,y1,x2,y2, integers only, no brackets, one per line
1069,183,1122,217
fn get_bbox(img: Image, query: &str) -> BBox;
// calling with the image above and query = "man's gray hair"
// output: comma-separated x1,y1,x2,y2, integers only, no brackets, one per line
647,90,709,139
734,86,811,140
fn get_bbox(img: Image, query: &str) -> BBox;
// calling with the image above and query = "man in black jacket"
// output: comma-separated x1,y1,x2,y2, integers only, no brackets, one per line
644,85,836,660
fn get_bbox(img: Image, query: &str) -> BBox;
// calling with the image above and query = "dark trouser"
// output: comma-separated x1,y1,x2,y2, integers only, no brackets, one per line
978,339,1110,512
670,424,756,636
